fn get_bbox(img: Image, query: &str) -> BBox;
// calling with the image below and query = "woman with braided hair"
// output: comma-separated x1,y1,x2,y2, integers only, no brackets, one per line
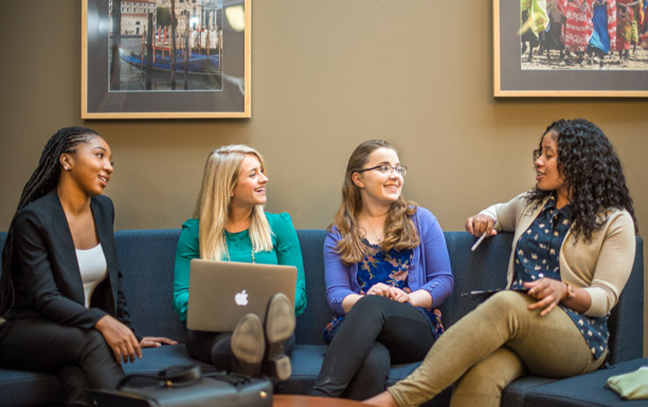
0,127,175,407
366,119,637,407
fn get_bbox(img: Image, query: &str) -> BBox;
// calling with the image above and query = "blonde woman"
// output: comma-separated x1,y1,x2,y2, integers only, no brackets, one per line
308,140,454,399
172,145,307,379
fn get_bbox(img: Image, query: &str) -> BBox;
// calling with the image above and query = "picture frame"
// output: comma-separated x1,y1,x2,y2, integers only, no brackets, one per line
82,0,251,119
494,0,648,97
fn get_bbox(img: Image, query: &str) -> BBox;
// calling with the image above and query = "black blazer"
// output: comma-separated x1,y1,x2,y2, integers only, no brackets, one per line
6,189,135,334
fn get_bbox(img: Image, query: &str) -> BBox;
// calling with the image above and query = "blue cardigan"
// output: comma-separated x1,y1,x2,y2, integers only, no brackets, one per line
323,207,454,315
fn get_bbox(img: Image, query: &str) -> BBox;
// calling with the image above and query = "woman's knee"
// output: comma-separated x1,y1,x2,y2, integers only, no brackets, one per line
489,290,530,307
347,295,392,321
76,329,111,360
480,290,533,318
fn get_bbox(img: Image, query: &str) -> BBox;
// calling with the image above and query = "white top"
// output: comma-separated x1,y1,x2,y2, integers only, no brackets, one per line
75,244,108,308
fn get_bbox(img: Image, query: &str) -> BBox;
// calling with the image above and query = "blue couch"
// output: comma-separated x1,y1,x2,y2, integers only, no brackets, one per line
0,230,643,407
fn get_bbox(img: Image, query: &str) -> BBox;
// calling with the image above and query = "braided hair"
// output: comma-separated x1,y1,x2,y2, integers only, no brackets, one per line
0,127,98,315
525,119,637,242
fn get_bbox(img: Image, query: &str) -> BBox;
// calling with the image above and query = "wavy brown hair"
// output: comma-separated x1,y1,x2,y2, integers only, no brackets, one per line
526,119,637,241
330,140,419,265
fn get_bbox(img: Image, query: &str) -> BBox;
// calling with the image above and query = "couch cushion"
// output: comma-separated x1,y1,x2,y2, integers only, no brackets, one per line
524,359,648,407
122,345,215,375
0,369,62,407
439,232,512,328
294,230,331,346
606,240,644,364
502,376,558,407
115,229,187,344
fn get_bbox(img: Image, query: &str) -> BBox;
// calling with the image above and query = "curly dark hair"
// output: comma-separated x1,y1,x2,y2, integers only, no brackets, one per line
0,127,98,316
525,118,636,242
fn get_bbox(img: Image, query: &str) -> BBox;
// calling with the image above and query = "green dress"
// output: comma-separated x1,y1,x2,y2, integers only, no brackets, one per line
173,212,307,323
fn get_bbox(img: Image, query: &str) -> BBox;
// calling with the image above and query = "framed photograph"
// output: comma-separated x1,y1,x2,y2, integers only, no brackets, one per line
82,0,251,119
494,0,648,97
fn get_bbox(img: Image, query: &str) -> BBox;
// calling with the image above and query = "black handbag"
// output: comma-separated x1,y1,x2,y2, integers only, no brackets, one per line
91,364,273,407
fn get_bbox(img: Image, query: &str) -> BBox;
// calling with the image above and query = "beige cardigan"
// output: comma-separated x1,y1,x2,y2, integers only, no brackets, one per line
480,192,636,318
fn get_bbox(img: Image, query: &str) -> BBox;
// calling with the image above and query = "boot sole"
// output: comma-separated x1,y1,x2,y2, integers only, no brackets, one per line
265,293,295,343
264,293,295,380
231,314,265,376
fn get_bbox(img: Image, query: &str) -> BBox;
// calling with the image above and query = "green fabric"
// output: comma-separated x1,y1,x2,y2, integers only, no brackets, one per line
172,212,307,322
521,0,549,34
607,367,648,400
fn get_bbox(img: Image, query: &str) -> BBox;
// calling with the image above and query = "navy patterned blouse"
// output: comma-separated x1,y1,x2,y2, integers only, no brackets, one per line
511,194,609,358
323,240,444,344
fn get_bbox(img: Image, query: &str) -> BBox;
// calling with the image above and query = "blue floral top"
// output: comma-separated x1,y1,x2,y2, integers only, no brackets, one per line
323,240,444,344
512,194,609,358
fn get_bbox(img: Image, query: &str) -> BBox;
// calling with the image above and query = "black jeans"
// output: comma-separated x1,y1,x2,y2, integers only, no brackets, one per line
309,295,436,400
186,329,295,371
0,318,125,407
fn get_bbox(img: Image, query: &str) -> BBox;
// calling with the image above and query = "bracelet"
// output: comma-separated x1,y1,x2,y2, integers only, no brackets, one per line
564,282,576,301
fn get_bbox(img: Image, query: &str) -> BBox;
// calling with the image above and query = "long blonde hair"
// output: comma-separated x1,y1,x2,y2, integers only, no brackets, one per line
331,140,419,265
193,145,273,261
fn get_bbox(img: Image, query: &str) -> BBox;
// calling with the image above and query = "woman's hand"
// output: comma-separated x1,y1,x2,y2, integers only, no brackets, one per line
94,315,141,364
140,337,178,348
366,283,392,298
524,278,567,316
388,287,412,304
465,214,497,238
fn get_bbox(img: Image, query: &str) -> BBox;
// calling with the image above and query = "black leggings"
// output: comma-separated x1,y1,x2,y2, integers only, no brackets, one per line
309,295,436,400
0,318,125,407
186,329,295,371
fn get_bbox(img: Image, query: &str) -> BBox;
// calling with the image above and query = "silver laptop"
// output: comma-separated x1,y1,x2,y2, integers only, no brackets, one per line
187,259,297,332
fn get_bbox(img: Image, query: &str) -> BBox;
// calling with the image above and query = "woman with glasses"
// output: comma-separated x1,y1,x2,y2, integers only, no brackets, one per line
308,140,454,399
365,119,637,407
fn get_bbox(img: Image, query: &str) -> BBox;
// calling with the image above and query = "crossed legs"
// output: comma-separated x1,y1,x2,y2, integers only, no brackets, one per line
376,291,605,407
0,318,124,406
309,295,436,399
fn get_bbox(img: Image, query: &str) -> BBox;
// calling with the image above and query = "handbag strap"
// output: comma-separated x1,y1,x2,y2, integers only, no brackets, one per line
117,364,202,389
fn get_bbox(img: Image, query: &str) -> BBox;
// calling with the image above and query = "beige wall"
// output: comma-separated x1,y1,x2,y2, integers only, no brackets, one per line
1,1,646,354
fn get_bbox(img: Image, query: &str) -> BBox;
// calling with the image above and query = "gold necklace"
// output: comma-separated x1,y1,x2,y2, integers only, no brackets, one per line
363,217,383,244
223,234,256,263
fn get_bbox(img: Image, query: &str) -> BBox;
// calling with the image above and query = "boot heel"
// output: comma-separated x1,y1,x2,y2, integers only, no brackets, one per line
231,314,265,377
263,293,295,380
267,354,291,381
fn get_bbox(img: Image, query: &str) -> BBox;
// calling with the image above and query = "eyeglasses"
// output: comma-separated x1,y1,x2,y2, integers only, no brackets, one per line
356,164,408,176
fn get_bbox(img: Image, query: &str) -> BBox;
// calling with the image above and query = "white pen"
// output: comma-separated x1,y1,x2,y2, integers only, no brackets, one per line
471,220,497,251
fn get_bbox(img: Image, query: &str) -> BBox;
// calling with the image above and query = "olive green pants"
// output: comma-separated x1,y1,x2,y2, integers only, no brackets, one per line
388,291,606,407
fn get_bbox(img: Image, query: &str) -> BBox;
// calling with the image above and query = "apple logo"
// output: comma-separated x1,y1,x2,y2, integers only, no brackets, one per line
234,290,249,306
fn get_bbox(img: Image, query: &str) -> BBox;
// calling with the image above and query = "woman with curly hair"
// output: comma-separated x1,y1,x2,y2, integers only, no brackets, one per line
366,119,637,407
308,140,454,399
